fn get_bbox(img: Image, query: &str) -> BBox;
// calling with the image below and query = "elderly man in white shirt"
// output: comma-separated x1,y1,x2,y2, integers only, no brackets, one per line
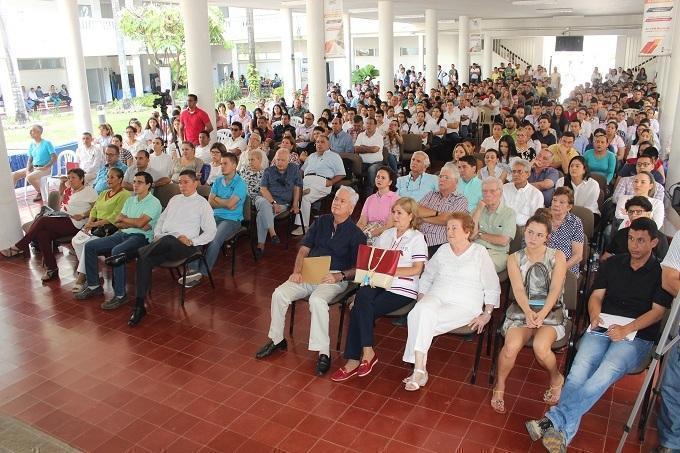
127,169,216,327
502,158,544,226
355,117,385,196
295,112,317,153
75,132,103,184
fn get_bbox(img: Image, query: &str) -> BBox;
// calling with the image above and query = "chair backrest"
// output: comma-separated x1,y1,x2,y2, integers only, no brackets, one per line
571,205,594,243
243,195,253,225
55,150,76,176
197,184,211,200
590,173,608,196
563,271,578,311
290,116,303,126
199,164,211,185
509,226,523,254
216,129,232,143
402,133,422,153
155,183,180,209
272,120,282,128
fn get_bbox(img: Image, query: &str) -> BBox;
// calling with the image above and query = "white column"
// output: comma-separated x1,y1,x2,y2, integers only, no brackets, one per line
59,0,93,134
132,55,144,97
305,0,326,117
458,15,470,85
378,0,393,98
418,34,425,72
281,7,297,104
343,13,353,93
180,0,215,140
425,9,438,91
483,34,493,81
0,117,24,250
663,2,680,183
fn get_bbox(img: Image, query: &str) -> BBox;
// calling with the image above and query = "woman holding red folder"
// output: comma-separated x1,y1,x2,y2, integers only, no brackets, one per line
330,197,428,382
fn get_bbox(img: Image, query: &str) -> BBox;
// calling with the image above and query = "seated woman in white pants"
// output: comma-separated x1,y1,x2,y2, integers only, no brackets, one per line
403,212,501,391
71,168,130,290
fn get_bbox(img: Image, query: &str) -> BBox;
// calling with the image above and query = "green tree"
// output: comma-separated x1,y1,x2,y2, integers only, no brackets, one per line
246,64,261,98
119,6,230,89
351,64,380,85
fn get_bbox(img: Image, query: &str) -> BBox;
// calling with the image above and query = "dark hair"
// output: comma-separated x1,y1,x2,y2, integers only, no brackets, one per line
135,171,153,186
641,147,659,160
625,196,653,212
231,121,243,131
188,94,198,102
459,154,478,168
553,186,574,205
221,153,238,166
108,167,124,179
526,207,553,235
68,168,85,181
498,135,517,164
113,134,123,142
375,165,398,192
106,144,120,155
564,155,590,190
562,131,575,140
211,142,228,157
629,217,659,240
179,169,198,180
135,149,150,159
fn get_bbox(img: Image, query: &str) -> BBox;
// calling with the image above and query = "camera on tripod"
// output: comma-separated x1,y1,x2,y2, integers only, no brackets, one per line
152,89,172,119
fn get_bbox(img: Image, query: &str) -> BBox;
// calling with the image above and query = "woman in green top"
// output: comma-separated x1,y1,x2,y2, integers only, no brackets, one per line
71,167,130,290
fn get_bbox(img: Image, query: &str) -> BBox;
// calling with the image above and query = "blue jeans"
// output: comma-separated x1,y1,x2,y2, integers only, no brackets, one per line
547,332,653,444
254,196,289,243
386,154,398,172
362,162,382,197
83,231,149,297
659,339,680,450
190,217,241,276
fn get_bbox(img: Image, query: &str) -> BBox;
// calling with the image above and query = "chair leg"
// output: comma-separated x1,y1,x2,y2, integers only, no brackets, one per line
470,331,485,385
289,300,296,336
202,256,215,289
180,265,187,306
299,211,306,235
638,376,654,440
231,239,237,276
485,317,494,357
336,301,348,351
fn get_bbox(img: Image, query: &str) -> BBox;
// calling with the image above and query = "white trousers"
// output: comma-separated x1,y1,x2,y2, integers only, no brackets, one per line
72,230,96,274
403,295,482,363
295,175,331,228
268,279,348,355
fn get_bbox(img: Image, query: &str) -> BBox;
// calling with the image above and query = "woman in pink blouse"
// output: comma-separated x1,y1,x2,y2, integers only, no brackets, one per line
356,166,399,244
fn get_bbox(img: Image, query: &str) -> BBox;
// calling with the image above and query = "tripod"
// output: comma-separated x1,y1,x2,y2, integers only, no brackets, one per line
616,295,680,453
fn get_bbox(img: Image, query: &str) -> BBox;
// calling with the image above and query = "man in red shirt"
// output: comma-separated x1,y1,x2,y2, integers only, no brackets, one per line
179,94,214,145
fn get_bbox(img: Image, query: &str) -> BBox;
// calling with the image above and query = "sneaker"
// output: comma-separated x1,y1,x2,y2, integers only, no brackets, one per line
525,417,553,441
255,248,264,260
270,235,281,245
101,295,129,310
542,427,567,453
74,286,104,300
177,271,202,286
291,227,305,236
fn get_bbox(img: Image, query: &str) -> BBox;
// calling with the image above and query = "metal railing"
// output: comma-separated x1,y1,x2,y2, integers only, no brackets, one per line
492,39,532,67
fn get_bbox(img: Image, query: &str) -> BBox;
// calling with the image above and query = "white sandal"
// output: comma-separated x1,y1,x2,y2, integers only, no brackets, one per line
404,369,428,391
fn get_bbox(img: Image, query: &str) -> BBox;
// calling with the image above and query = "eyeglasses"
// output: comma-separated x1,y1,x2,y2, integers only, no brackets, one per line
627,209,647,216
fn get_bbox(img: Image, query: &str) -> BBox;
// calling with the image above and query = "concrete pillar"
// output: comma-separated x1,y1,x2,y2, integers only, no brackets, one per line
458,15,470,85
112,0,131,102
378,0,393,98
180,0,216,140
343,13,353,93
281,7,297,104
131,55,144,97
418,34,425,73
425,9,438,91
0,117,24,250
663,3,680,183
305,0,326,117
483,33,493,81
59,0,93,134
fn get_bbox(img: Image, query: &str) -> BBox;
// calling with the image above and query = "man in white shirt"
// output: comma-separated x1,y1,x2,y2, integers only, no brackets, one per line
458,98,474,138
295,112,316,153
443,100,461,139
231,105,252,134
123,150,170,191
502,158,544,226
354,118,385,196
409,111,438,146
75,132,103,184
127,169,217,326
194,130,212,162
224,122,247,156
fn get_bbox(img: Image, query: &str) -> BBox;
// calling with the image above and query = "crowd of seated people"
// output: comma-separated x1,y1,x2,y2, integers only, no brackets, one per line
4,62,679,452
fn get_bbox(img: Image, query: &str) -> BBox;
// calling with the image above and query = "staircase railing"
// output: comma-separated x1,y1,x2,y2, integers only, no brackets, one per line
492,39,531,67
632,55,657,72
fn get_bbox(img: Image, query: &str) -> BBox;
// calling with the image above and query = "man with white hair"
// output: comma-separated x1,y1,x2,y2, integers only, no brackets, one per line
472,177,517,272
396,151,438,202
12,124,57,202
503,159,544,226
417,162,469,257
256,186,366,376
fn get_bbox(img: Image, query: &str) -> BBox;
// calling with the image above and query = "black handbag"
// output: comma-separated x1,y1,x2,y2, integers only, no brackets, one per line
91,223,118,238
506,261,564,326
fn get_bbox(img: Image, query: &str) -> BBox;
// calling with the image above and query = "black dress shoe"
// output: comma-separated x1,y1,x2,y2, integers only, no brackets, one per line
255,339,287,359
128,306,146,327
105,252,128,267
316,354,331,376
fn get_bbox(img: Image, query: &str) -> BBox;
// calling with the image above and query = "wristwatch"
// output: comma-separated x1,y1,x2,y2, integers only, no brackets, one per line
340,271,346,281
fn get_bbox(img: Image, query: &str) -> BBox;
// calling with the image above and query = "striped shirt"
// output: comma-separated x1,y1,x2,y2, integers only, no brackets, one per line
418,191,469,246
374,228,428,299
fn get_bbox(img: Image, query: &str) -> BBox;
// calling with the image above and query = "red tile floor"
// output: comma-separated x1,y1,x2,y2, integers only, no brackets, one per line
0,196,662,452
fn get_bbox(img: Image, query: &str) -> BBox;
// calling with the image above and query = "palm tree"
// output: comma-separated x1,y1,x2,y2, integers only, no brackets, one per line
0,7,28,123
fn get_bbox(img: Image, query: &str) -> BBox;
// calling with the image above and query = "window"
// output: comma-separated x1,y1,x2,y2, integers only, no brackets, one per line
100,0,113,18
17,58,65,70
355,48,377,57
400,47,418,56
78,5,92,17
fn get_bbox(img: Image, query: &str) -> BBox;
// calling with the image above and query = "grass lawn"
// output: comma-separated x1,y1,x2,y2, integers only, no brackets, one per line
3,107,157,153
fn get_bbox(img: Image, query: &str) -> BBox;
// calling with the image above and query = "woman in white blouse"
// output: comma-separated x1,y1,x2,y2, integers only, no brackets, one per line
555,156,600,219
402,212,500,391
331,197,428,382
615,171,664,229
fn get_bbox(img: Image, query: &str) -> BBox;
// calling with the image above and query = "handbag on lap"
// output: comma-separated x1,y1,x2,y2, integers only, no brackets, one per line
505,261,564,326
354,244,401,289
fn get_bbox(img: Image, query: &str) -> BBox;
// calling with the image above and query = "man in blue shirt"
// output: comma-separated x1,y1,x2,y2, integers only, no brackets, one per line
328,117,354,153
456,155,483,212
396,151,438,202
255,148,302,257
75,171,162,309
569,119,589,155
529,148,560,206
12,125,57,202
185,153,247,287
256,186,366,376
93,144,128,193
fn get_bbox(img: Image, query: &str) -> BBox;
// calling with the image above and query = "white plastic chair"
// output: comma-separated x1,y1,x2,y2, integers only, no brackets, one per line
216,129,232,143
272,120,282,128
45,150,76,195
290,116,303,126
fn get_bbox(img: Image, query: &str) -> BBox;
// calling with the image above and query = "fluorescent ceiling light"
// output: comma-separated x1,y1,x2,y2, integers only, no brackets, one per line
395,14,425,19
281,0,306,5
538,7,574,13
349,8,378,13
512,0,558,5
